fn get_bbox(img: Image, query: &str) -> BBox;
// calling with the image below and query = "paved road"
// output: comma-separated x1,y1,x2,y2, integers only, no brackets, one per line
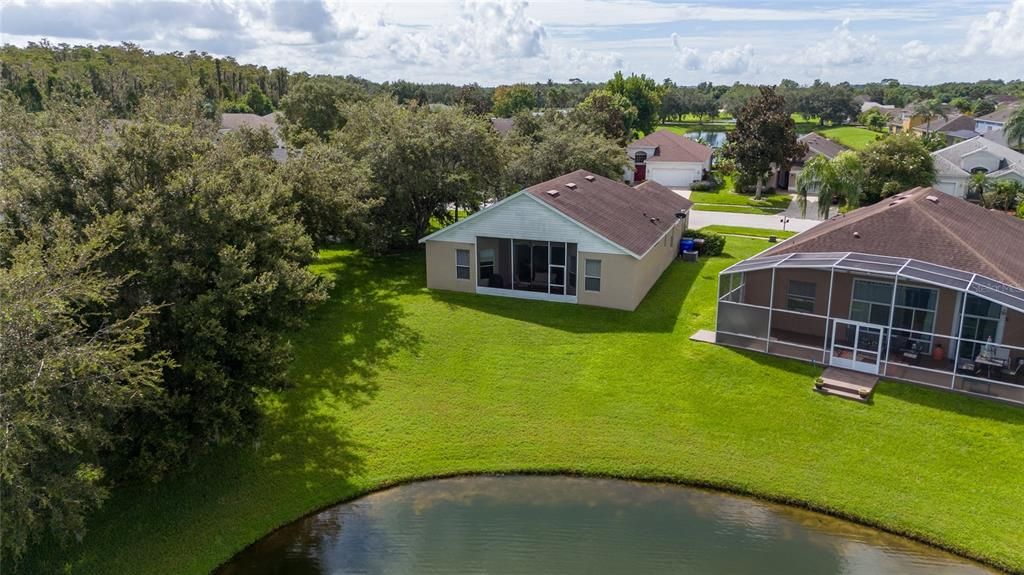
673,188,830,233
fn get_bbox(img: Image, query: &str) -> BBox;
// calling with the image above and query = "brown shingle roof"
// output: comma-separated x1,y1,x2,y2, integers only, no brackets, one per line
759,187,1024,288
798,132,847,161
629,130,713,163
525,170,693,256
977,103,1021,124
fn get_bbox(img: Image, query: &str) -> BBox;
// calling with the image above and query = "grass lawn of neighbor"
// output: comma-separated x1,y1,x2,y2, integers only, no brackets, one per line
698,225,798,240
688,176,793,215
38,238,1024,575
818,126,883,150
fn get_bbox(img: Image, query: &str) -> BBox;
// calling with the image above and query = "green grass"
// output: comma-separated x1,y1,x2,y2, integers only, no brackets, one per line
698,225,798,239
36,239,1024,574
692,204,787,214
817,126,883,150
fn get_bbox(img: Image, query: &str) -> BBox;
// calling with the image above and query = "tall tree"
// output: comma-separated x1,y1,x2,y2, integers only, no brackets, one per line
722,86,807,199
279,77,365,143
605,71,663,135
491,84,536,117
857,134,935,203
796,151,864,218
0,217,167,560
337,97,503,250
572,89,638,145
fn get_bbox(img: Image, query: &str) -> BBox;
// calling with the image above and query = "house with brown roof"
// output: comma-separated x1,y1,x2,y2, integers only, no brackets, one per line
715,187,1024,405
420,170,693,311
625,130,712,188
779,132,848,191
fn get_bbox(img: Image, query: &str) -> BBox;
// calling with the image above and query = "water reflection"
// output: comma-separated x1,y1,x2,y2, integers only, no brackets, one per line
218,476,996,575
685,130,728,148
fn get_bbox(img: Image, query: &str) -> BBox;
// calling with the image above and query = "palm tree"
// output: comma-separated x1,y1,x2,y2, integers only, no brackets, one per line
968,172,989,202
1005,106,1024,150
796,151,864,219
912,99,948,134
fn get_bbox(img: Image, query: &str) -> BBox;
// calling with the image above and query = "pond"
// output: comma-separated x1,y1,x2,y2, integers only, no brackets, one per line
217,476,996,575
685,130,728,148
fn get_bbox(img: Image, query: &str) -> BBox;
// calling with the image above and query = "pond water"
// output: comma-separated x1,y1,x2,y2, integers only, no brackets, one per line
685,130,728,148
217,476,996,575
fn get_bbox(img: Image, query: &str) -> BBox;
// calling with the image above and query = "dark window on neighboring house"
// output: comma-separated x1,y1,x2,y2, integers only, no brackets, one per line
634,151,647,164
787,280,816,313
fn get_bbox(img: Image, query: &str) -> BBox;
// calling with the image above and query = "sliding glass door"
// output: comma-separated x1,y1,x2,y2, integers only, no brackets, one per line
488,238,577,296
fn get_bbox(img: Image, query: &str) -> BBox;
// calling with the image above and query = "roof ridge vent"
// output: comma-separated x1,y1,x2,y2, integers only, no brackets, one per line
584,175,595,181
565,182,577,189
546,189,560,197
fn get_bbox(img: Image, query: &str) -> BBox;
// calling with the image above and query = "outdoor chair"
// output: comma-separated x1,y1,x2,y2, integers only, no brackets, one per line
1000,358,1024,382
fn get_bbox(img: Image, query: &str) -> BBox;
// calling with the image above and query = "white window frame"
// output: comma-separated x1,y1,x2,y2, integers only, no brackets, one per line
584,258,602,292
849,279,893,325
891,284,939,351
455,248,470,280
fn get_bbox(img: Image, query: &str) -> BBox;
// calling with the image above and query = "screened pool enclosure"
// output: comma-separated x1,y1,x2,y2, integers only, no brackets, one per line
716,252,1024,405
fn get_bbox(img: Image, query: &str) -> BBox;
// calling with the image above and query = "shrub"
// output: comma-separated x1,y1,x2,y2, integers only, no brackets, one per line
684,229,727,256
689,180,715,191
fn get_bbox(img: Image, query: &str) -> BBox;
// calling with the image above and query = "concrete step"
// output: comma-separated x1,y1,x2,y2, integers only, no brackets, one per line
813,385,870,403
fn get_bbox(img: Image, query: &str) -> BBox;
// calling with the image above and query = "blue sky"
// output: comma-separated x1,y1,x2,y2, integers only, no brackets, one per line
2,0,1022,86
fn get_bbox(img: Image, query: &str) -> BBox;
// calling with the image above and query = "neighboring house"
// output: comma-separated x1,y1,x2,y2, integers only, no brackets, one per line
715,187,1024,405
420,169,693,311
490,117,515,135
944,129,982,144
931,137,1024,199
975,104,1020,133
780,132,848,191
885,108,920,133
219,112,287,162
625,130,712,188
910,114,977,144
860,101,895,113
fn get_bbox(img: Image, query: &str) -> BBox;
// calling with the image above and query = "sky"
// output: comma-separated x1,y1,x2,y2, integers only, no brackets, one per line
2,0,1023,86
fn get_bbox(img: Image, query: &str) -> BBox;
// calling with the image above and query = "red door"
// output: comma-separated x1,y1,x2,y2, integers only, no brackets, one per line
634,164,646,182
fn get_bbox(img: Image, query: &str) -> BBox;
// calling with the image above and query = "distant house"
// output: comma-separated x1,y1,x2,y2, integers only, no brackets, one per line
975,104,1020,133
625,130,712,188
715,186,1024,405
420,169,692,311
910,114,978,145
219,112,287,162
489,117,515,135
931,137,1024,199
780,132,848,191
860,101,895,113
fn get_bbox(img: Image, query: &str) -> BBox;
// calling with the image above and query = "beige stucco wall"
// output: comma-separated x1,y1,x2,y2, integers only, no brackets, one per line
425,240,475,293
578,221,682,311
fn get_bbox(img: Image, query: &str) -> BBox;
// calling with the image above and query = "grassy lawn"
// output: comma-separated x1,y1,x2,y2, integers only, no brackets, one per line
818,126,883,150
698,225,798,239
36,239,1024,574
692,204,787,215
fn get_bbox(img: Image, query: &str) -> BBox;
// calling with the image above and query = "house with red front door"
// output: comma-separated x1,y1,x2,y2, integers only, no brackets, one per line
624,130,712,188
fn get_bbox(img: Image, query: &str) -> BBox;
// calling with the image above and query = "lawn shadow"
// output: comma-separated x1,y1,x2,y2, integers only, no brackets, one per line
429,257,712,334
291,248,425,406
874,380,1024,425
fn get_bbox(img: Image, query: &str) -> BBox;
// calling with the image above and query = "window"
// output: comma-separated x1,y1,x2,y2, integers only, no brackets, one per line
959,294,1003,360
584,259,601,292
850,280,893,325
786,280,816,313
478,248,495,280
891,285,938,351
456,249,470,280
634,151,647,164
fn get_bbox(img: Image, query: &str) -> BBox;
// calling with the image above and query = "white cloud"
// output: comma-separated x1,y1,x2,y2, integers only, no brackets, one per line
706,44,754,74
671,34,754,75
964,0,1024,56
797,19,877,68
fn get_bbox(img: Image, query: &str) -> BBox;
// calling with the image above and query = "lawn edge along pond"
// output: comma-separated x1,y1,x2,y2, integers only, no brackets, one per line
40,238,1024,575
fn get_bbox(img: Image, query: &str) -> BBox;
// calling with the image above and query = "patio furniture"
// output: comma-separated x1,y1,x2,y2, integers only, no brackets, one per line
975,354,1007,379
1000,358,1024,381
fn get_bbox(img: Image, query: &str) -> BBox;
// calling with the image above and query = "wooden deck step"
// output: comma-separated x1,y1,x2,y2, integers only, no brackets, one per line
814,367,879,403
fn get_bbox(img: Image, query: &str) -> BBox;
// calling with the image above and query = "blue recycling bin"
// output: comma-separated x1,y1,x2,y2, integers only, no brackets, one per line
679,238,695,254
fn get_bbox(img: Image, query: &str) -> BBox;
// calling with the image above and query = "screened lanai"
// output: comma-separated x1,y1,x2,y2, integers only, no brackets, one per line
716,251,1024,405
